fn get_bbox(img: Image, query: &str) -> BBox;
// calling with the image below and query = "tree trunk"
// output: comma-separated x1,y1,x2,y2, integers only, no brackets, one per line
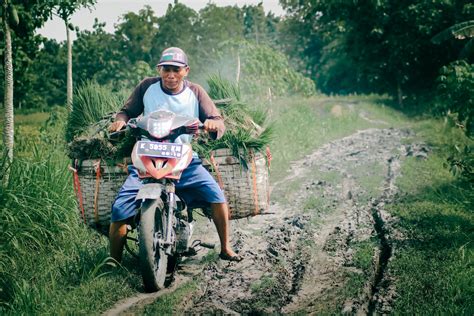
236,53,241,83
3,5,14,184
397,78,403,108
66,21,73,111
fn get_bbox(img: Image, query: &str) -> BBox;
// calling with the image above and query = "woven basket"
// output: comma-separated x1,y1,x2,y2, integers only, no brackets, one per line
71,149,270,234
71,159,128,235
202,149,270,219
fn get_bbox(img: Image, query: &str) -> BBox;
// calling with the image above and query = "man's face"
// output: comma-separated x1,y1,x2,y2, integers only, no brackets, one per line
158,65,190,93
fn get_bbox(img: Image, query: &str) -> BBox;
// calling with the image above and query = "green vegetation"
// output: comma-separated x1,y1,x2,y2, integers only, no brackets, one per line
266,95,406,181
0,112,141,314
141,281,199,315
1,1,473,313
386,120,474,314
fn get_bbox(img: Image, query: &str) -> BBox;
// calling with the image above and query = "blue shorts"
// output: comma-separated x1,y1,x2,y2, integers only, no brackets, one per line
111,158,226,222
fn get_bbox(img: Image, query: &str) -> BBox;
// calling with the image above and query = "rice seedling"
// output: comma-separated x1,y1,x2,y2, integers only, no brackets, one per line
193,75,273,166
65,80,122,143
207,73,241,102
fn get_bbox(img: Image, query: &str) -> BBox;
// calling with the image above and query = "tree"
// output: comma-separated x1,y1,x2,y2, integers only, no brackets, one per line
152,2,199,63
72,19,122,86
115,5,158,65
2,0,17,178
279,0,472,101
54,0,97,111
1,0,57,183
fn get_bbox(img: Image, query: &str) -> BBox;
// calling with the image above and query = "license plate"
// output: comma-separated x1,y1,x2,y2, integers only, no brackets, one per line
136,141,183,158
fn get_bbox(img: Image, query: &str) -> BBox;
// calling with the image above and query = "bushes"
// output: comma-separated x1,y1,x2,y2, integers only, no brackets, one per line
434,61,474,183
436,60,474,136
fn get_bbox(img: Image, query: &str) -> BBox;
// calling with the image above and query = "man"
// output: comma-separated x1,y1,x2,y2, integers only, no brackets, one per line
108,47,241,262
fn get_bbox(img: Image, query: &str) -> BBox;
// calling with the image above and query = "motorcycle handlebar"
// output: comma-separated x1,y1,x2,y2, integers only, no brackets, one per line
108,122,206,141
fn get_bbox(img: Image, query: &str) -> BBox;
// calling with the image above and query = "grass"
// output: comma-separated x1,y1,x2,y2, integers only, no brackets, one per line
384,119,474,315
263,94,406,181
141,281,199,315
2,93,473,314
0,110,142,314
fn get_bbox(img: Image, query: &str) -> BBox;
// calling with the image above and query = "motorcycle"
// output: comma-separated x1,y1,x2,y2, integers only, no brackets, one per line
113,109,214,292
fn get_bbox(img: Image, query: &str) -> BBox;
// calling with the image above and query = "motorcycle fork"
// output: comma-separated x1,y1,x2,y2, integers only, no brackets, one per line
165,183,175,255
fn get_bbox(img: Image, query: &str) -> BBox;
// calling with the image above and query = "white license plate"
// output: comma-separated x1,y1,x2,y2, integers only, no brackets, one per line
136,141,183,158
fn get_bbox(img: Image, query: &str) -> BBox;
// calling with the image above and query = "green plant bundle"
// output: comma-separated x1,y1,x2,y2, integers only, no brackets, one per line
198,75,273,166
65,81,123,143
67,77,272,165
207,74,241,102
66,81,134,161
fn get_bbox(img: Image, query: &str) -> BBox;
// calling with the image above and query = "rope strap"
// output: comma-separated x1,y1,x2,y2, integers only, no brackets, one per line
93,159,102,225
250,151,259,216
70,160,86,224
266,146,272,168
209,153,232,219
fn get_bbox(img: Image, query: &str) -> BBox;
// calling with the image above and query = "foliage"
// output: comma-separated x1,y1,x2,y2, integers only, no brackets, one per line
207,73,241,102
1,2,286,110
0,112,141,314
388,133,473,314
209,41,316,98
432,20,474,59
65,81,122,143
446,144,474,184
194,75,273,166
436,60,474,136
279,0,472,97
72,20,122,87
238,42,316,97
115,5,158,65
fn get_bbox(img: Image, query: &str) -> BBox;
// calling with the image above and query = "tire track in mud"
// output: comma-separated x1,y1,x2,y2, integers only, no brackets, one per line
104,128,428,315
182,128,427,314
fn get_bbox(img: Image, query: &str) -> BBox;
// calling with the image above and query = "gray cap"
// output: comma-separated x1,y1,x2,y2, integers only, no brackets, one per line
157,47,188,67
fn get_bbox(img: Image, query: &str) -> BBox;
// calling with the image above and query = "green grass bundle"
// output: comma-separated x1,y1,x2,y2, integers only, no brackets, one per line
207,74,241,102
196,75,273,166
66,81,134,161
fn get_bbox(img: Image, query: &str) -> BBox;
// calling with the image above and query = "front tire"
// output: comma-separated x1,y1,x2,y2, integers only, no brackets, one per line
139,199,168,292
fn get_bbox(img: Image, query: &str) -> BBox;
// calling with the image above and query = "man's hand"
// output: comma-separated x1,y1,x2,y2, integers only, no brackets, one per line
109,120,126,132
185,120,200,135
203,119,221,132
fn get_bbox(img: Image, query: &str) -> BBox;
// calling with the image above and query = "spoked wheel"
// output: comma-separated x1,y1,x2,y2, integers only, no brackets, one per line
139,199,169,292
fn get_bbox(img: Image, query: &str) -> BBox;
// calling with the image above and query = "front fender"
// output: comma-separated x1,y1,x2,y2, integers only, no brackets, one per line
136,183,165,201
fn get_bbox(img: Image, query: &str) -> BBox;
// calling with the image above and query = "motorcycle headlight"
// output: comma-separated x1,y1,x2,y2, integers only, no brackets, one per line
148,118,172,139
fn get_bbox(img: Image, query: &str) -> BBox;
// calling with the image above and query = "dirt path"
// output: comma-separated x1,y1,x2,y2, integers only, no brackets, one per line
105,127,428,315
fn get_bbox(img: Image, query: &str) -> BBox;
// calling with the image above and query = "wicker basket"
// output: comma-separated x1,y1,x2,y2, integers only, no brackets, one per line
71,149,270,234
71,159,128,235
202,149,270,219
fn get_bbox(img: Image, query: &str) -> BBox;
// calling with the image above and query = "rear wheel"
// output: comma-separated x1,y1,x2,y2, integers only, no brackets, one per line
139,199,168,292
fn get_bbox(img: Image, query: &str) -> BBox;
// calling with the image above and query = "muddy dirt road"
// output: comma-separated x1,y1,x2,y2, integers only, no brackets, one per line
105,127,428,315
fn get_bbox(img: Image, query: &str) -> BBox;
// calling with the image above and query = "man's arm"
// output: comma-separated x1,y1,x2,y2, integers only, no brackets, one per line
109,77,159,132
189,82,225,139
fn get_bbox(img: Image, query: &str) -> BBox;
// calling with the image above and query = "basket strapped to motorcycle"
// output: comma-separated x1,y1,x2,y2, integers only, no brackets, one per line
69,159,102,226
208,149,263,219
70,158,129,229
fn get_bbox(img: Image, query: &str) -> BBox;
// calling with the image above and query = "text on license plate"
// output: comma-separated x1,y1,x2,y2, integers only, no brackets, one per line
136,141,183,158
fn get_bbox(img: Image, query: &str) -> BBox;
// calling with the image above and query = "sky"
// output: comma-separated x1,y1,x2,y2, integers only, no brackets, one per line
38,0,286,42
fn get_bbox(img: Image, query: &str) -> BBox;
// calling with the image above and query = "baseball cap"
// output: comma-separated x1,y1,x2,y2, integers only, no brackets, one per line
157,47,188,67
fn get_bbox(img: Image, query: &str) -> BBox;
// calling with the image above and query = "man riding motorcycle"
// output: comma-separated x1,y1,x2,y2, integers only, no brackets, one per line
108,47,242,263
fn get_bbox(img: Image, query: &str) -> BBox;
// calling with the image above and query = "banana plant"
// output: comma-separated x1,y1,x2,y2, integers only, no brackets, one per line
432,20,474,59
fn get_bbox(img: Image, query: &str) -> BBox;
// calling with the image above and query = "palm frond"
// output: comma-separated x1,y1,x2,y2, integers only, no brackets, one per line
460,38,474,59
432,20,474,44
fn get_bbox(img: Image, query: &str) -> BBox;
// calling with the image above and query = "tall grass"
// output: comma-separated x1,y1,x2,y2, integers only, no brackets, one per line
65,81,123,142
0,110,140,314
386,119,474,314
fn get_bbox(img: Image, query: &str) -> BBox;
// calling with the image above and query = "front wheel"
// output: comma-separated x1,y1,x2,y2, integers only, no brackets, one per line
139,199,168,292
